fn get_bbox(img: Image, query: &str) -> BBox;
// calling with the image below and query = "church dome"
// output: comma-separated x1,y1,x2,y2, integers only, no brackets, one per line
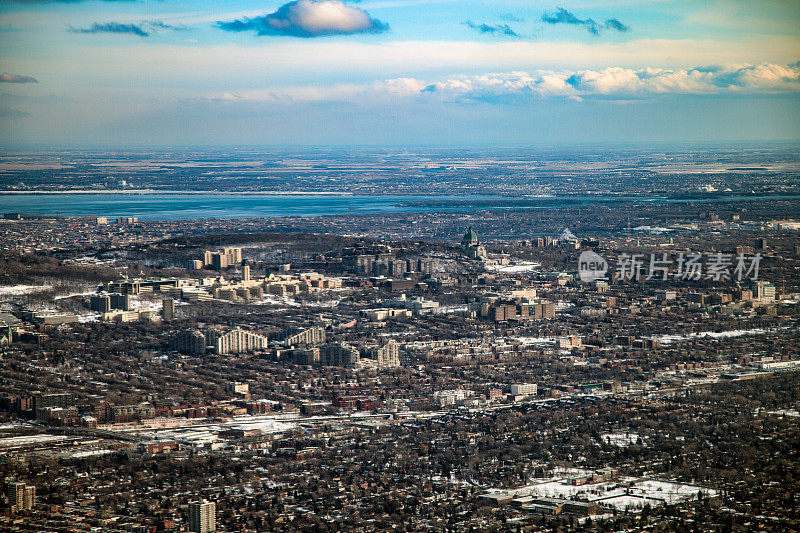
462,227,478,246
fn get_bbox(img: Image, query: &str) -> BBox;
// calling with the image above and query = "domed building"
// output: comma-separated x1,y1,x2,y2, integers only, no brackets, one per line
461,227,486,260
462,227,478,247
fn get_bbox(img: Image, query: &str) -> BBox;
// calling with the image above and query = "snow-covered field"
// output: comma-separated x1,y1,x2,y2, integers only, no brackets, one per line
0,434,69,447
251,296,340,308
438,305,468,314
491,472,717,514
69,449,115,459
0,422,29,430
630,479,717,505
652,328,772,345
0,285,50,296
218,417,297,434
129,414,299,445
484,262,541,273
515,336,557,345
522,480,598,499
54,290,97,300
768,409,800,417
598,495,654,510
600,432,641,447
522,477,716,509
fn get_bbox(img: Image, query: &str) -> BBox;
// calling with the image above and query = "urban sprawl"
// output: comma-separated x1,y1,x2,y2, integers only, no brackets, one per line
1,148,799,533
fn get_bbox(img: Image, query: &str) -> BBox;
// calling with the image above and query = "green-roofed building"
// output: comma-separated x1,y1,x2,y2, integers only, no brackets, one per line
462,227,478,247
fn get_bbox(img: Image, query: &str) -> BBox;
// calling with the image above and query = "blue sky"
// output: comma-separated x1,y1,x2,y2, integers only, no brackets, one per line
1,0,798,146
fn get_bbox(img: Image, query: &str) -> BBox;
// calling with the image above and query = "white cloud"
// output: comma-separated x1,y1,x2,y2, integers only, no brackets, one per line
16,35,796,79
209,62,800,105
216,77,427,103
216,0,389,38
424,62,800,102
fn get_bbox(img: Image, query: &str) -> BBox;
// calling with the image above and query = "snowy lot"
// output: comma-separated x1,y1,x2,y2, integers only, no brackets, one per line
69,449,115,459
521,477,717,509
599,432,642,447
484,262,541,273
250,296,340,308
652,328,773,345
0,434,69,447
0,284,50,296
515,336,557,346
487,471,717,513
768,409,800,417
129,414,300,446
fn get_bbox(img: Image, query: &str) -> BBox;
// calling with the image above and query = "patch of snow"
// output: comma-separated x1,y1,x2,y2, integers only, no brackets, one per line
55,291,97,300
515,336,556,345
0,285,50,296
767,409,800,417
484,262,541,273
0,434,69,447
652,328,773,345
69,449,115,459
600,432,642,447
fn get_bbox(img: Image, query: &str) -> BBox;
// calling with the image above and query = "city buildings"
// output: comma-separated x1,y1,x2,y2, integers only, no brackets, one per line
320,342,360,368
462,227,487,259
433,389,474,406
510,383,538,396
162,297,175,320
172,328,269,356
0,320,12,347
6,481,35,513
207,329,269,355
753,281,776,303
363,339,401,369
204,247,243,270
282,326,326,347
172,330,208,355
188,500,216,533
110,293,131,311
89,295,111,313
0,154,799,532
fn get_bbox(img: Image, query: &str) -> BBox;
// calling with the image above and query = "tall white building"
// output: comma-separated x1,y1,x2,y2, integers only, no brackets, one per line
162,297,175,320
283,326,326,347
363,339,401,369
188,500,216,533
207,328,269,355
7,481,35,512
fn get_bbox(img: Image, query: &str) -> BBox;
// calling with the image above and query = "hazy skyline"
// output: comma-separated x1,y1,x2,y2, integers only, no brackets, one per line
1,0,799,146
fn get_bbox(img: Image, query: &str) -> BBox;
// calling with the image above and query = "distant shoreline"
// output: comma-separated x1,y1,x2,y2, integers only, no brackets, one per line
0,190,357,195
